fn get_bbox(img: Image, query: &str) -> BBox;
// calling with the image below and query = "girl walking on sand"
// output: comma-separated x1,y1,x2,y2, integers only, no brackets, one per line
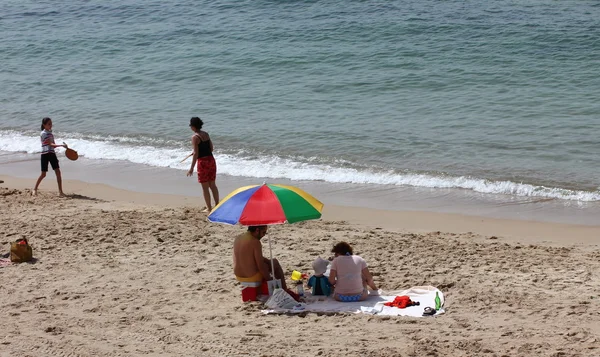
33,117,68,197
186,116,219,212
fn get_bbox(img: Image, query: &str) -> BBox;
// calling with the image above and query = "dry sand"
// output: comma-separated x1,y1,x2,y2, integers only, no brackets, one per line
1,178,599,357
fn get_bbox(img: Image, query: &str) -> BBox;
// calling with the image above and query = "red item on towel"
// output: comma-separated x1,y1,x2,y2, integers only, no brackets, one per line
384,295,417,309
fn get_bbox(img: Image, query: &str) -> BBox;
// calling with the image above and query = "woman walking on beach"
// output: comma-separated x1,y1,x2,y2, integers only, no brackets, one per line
33,117,68,197
186,116,219,212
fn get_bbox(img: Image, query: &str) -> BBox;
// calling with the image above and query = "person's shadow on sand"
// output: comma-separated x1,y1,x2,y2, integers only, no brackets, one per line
63,193,105,202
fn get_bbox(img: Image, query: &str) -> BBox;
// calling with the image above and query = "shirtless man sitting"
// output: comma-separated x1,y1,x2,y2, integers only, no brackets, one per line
233,225,288,290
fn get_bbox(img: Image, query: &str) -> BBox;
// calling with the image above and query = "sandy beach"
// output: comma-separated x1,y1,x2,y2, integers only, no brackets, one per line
1,176,599,357
2,2,599,356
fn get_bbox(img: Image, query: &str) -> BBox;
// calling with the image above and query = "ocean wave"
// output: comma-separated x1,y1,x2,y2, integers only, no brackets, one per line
1,130,599,202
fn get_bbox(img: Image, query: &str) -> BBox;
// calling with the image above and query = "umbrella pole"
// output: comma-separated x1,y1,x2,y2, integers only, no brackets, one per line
268,234,278,289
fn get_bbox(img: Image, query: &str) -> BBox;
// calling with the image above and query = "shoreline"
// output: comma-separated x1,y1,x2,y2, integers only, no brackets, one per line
2,150,600,227
1,172,598,248
2,130,599,203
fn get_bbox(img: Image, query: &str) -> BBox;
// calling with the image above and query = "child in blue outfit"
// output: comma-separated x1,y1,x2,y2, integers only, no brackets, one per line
307,257,333,296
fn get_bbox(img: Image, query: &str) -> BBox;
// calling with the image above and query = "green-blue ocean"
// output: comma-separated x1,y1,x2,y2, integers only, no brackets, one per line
1,0,599,203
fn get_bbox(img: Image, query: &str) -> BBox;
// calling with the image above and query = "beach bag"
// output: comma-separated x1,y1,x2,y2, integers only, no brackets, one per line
265,288,299,310
10,238,33,263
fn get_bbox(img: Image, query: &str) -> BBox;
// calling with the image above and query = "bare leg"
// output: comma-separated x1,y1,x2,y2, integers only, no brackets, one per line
200,182,211,211
55,168,65,196
263,257,287,290
209,181,219,206
33,172,47,196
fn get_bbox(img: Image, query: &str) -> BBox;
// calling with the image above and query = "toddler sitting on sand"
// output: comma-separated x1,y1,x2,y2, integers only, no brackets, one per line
307,257,333,296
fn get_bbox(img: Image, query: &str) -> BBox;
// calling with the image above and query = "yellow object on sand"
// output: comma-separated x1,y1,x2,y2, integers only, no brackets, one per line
291,270,302,281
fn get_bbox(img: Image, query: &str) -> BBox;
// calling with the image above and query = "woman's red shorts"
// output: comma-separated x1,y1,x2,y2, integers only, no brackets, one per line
197,156,217,183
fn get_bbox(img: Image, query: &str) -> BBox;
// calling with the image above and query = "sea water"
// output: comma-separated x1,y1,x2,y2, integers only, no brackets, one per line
1,1,599,210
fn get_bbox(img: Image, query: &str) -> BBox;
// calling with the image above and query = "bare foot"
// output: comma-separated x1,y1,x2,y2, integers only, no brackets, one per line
32,189,38,196
58,192,66,198
201,207,210,213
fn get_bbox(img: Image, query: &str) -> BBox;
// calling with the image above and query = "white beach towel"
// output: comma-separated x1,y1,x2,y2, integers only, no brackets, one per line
262,285,445,317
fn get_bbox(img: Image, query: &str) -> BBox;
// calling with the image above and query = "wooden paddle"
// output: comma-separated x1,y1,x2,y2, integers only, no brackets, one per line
63,142,79,161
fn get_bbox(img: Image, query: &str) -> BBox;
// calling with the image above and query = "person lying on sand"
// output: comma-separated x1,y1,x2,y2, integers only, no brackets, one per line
233,225,288,290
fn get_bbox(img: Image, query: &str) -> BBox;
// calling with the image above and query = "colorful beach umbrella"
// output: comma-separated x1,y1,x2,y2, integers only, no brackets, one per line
207,183,323,226
207,183,323,293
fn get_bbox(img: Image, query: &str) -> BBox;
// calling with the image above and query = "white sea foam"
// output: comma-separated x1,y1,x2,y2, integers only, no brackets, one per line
1,131,599,202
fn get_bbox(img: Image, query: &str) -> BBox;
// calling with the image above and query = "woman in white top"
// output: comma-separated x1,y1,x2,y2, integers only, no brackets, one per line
328,241,378,302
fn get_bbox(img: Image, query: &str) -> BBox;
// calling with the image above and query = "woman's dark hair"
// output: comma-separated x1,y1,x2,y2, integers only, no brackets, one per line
41,117,52,131
189,116,203,131
331,242,353,256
